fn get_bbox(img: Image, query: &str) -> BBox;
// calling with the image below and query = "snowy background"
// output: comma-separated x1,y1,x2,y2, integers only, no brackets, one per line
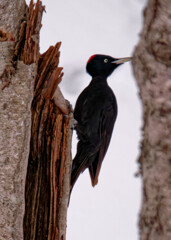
26,0,147,239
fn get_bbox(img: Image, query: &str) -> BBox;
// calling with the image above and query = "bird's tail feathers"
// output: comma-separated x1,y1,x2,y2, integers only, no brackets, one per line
70,153,88,192
88,144,106,187
68,154,87,206
69,141,101,204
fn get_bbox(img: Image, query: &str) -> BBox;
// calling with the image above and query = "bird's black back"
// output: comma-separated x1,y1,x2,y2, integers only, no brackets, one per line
71,76,117,190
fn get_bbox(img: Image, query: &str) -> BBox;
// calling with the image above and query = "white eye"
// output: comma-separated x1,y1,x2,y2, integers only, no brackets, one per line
104,59,108,63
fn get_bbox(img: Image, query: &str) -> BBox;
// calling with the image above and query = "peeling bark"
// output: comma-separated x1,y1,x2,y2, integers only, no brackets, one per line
133,0,171,240
24,41,73,240
0,1,73,240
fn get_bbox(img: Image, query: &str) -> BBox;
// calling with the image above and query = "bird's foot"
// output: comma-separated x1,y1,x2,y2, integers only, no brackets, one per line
71,119,78,130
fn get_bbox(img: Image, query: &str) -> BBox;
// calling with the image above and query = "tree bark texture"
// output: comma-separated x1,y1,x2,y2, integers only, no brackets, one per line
133,1,171,240
23,42,73,240
0,1,73,240
0,0,36,239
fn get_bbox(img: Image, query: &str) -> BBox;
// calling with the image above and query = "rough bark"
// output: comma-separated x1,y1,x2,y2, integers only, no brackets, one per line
23,41,73,240
0,1,36,239
0,1,73,240
133,1,171,240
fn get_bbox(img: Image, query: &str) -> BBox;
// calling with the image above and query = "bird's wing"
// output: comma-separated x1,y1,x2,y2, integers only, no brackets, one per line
74,88,103,141
71,88,104,191
72,85,117,188
89,104,117,186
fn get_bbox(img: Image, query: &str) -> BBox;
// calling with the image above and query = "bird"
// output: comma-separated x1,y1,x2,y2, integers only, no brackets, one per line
71,54,132,193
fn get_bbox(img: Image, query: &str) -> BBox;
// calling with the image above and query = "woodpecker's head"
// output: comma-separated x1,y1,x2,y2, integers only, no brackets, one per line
86,54,132,78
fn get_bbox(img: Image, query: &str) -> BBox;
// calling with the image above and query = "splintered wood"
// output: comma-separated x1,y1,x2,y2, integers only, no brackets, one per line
21,0,45,64
23,1,73,240
24,40,72,240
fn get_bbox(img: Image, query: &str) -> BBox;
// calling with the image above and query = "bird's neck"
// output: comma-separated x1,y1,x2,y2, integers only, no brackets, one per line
90,76,108,85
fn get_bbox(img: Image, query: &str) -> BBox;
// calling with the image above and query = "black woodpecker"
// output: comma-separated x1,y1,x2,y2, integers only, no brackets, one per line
71,54,132,192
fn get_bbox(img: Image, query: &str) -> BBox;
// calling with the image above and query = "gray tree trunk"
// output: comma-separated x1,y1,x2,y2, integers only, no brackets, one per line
133,0,171,240
0,1,36,239
0,1,72,240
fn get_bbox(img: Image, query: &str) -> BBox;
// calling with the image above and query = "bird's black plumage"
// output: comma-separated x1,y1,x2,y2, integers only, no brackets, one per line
71,54,131,192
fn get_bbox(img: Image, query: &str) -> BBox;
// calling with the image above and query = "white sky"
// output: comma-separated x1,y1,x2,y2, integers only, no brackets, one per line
26,1,147,239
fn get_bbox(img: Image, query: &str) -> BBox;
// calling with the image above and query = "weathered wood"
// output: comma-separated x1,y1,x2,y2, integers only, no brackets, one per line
24,41,73,240
20,0,45,64
22,3,73,239
0,1,36,240
133,0,171,239
0,0,73,239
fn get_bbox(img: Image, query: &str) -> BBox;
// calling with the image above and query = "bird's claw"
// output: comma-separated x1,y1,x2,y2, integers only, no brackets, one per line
71,119,78,130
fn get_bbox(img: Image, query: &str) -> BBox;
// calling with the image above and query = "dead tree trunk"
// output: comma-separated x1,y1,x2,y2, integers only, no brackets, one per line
0,1,73,240
133,0,171,239
0,1,36,239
